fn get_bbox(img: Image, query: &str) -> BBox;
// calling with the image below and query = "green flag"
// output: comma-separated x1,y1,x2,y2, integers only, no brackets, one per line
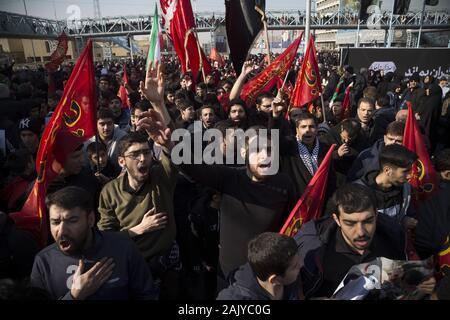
146,3,160,72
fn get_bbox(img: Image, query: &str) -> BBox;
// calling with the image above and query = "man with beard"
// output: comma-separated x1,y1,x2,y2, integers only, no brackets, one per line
355,97,384,149
296,183,406,299
227,99,248,129
97,132,179,299
135,109,296,290
30,186,156,300
279,112,336,206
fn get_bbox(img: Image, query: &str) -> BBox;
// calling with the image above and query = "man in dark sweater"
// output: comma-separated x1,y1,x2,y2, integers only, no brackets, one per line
30,186,156,300
136,110,296,284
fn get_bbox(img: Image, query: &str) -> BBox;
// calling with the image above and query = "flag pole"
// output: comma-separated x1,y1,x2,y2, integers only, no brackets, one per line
320,93,327,124
254,5,271,65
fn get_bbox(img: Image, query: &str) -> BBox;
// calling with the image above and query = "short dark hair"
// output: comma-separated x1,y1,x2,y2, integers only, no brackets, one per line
117,132,149,156
385,121,405,137
177,100,193,111
45,186,93,213
363,86,377,100
295,112,317,127
196,82,207,90
97,108,115,121
228,98,247,111
256,92,274,105
379,144,417,170
333,184,377,217
132,100,151,115
434,149,450,173
99,76,110,83
86,142,107,157
376,95,390,108
199,105,215,115
358,97,375,109
339,118,361,140
247,232,298,281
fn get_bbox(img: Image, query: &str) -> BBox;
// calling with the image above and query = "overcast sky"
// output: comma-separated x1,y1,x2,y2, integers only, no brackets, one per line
0,0,305,20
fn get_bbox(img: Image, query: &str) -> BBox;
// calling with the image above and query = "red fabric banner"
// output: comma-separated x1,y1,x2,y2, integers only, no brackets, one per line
403,102,439,202
291,34,322,108
118,64,130,109
160,0,212,82
240,33,303,107
10,40,97,247
45,32,68,72
280,144,336,237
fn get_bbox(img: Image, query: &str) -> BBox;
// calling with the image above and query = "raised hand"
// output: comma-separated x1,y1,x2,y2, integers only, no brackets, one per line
135,109,172,148
241,61,254,77
139,62,165,105
70,258,115,300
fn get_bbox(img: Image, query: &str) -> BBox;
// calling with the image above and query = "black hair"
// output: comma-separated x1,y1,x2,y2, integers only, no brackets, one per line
248,232,298,281
434,148,450,173
177,99,194,111
97,108,115,121
256,92,274,106
339,118,361,140
294,112,317,127
357,97,375,109
376,95,390,108
333,184,377,217
385,121,405,137
379,144,417,170
45,186,93,214
86,142,107,157
117,132,149,156
131,100,151,114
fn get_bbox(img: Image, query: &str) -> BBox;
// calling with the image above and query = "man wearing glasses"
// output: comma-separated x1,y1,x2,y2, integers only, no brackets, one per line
97,131,179,299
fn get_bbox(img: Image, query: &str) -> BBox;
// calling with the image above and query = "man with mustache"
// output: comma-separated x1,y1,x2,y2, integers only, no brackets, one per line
30,186,156,300
295,183,407,299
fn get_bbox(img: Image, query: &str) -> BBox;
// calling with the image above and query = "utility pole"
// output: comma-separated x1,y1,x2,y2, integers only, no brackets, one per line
305,0,311,50
23,0,38,68
417,0,426,48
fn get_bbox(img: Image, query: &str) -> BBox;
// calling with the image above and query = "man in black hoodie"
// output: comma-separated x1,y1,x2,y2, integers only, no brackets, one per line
295,184,406,299
30,186,156,300
217,232,301,300
355,144,417,229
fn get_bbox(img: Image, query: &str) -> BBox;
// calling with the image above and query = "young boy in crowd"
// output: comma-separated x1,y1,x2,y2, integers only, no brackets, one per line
86,142,120,185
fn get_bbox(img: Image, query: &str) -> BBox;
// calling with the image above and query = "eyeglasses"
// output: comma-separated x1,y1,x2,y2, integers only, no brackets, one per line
124,149,152,160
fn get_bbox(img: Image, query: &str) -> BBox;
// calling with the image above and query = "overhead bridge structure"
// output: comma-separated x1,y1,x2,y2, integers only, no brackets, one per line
0,10,449,39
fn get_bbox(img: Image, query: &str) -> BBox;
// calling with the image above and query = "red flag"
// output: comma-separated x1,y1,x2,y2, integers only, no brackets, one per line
118,64,130,109
403,102,439,202
280,144,337,237
291,34,322,108
160,0,212,82
241,33,303,107
210,47,225,67
342,83,352,119
10,40,97,247
45,32,68,72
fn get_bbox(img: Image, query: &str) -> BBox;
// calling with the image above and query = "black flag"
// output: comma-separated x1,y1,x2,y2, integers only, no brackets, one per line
394,0,411,15
225,0,265,73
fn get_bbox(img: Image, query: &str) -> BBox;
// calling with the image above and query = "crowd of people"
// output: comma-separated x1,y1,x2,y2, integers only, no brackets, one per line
0,45,449,301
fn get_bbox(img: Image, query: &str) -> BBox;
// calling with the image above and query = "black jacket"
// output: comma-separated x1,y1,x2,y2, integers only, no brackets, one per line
347,139,384,182
178,163,296,277
294,216,406,299
217,263,300,300
415,182,450,259
279,138,337,216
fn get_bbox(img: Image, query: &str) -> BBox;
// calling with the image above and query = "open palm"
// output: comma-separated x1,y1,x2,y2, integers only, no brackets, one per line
140,62,164,104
